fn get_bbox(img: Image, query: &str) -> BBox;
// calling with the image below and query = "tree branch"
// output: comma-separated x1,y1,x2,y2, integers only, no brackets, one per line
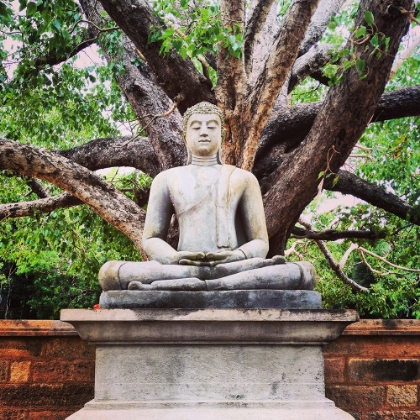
26,178,49,198
299,0,347,55
291,226,386,241
325,170,420,225
79,0,186,170
0,138,146,254
0,193,81,221
289,42,333,92
241,0,321,170
58,136,161,177
298,218,368,291
96,0,215,113
243,0,276,76
255,86,420,178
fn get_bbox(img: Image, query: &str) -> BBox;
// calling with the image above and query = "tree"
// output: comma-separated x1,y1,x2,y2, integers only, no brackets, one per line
0,0,419,311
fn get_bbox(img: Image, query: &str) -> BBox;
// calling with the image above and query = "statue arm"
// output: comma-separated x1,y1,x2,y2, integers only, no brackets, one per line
236,172,269,259
142,173,178,264
142,172,206,265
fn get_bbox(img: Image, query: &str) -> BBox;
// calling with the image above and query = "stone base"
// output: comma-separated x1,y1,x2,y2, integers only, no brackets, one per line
62,308,358,419
67,401,354,419
99,290,322,309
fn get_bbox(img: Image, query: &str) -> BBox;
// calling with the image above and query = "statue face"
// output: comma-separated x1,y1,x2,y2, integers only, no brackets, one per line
185,113,222,157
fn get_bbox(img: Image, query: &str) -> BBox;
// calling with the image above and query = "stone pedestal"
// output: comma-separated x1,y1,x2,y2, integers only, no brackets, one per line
61,306,358,419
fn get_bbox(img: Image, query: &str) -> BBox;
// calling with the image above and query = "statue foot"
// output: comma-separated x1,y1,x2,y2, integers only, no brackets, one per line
128,278,206,291
128,281,152,290
271,255,286,265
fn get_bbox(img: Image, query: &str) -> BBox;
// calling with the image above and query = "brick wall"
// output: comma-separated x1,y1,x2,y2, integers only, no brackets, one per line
325,319,420,420
0,319,419,420
0,321,94,420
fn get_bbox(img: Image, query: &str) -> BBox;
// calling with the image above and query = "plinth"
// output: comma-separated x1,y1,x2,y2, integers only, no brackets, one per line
61,298,358,419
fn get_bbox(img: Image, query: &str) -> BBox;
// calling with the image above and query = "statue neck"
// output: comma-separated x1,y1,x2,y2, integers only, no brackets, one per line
190,154,218,166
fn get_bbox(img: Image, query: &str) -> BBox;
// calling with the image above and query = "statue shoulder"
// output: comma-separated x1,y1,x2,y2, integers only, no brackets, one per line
228,165,259,185
152,167,183,183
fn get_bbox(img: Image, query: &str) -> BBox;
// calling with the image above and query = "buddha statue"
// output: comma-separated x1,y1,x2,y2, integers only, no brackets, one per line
98,102,316,291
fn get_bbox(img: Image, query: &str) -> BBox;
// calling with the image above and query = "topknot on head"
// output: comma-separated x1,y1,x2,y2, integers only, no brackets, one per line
181,102,226,141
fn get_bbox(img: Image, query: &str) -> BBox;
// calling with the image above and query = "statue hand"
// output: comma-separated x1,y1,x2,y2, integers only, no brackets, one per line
178,251,206,266
205,249,245,266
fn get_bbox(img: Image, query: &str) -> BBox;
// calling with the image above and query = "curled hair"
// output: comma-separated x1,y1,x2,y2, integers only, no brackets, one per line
181,102,226,142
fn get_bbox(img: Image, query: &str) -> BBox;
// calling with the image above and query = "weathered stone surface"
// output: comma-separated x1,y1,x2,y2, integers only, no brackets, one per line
99,289,322,309
95,344,325,401
28,412,76,420
63,308,357,419
0,409,27,420
67,404,355,419
0,338,43,358
61,308,358,344
386,385,417,407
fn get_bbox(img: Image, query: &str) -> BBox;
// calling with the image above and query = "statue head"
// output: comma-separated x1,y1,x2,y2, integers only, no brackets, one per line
182,102,226,164
182,102,226,142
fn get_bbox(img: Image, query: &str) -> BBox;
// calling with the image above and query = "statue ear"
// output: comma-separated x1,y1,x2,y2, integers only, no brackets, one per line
186,149,192,165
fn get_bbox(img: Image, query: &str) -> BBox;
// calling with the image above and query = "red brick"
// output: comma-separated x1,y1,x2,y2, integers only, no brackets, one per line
348,359,420,383
324,357,346,384
386,385,418,408
0,383,93,408
27,411,76,420
41,338,95,359
10,362,31,383
325,336,420,358
32,361,94,383
0,361,9,382
0,410,27,419
326,385,385,411
0,338,43,358
363,411,420,420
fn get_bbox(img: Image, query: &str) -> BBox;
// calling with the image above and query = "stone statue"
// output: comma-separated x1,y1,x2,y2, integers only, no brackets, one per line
99,102,315,291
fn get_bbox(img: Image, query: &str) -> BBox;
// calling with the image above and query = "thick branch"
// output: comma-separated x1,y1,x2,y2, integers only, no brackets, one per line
58,136,160,176
33,36,96,70
255,85,420,178
96,0,214,113
299,0,347,55
244,0,276,75
289,42,332,92
0,193,81,220
216,0,245,109
241,0,320,170
291,226,386,241
26,178,49,198
0,139,145,253
325,170,420,225
80,0,186,170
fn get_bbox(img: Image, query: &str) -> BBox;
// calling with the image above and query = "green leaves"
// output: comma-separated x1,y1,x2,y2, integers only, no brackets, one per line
26,1,37,16
364,10,374,26
0,1,12,24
